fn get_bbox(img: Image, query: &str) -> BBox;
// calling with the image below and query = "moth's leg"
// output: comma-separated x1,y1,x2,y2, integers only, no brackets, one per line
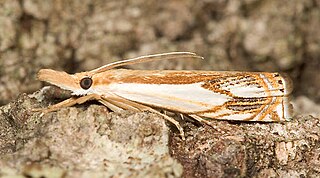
33,94,102,114
102,96,186,140
97,99,123,112
102,97,140,112
189,114,215,128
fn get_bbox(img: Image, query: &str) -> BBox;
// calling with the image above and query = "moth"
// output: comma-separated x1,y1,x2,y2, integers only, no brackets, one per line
35,52,293,140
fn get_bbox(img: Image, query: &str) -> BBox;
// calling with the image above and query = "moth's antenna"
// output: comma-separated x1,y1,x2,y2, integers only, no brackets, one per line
89,52,203,75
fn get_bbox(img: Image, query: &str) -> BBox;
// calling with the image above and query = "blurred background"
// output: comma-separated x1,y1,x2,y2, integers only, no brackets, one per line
0,0,319,113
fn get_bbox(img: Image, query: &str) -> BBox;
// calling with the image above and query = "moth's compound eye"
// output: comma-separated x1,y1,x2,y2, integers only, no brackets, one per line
80,77,92,90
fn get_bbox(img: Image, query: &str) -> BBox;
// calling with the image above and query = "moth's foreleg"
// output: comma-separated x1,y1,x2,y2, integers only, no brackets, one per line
33,94,102,114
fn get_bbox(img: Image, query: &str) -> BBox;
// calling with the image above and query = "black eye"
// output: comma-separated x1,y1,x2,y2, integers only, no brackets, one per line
80,77,92,90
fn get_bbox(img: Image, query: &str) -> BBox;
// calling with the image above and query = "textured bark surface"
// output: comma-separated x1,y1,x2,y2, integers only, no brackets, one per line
170,115,320,177
0,0,319,177
0,92,183,177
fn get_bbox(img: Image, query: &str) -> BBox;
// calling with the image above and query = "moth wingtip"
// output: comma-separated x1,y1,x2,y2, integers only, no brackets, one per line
280,73,293,95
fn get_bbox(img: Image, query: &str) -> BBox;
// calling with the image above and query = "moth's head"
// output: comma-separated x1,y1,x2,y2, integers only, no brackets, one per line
37,69,96,96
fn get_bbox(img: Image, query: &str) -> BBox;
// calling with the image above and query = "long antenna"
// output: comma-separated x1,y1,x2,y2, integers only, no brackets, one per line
88,52,203,75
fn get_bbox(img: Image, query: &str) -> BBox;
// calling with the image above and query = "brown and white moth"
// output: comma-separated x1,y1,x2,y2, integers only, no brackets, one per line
35,52,293,140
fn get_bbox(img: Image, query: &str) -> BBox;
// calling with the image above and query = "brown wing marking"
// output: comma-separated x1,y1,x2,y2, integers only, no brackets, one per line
193,73,283,121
